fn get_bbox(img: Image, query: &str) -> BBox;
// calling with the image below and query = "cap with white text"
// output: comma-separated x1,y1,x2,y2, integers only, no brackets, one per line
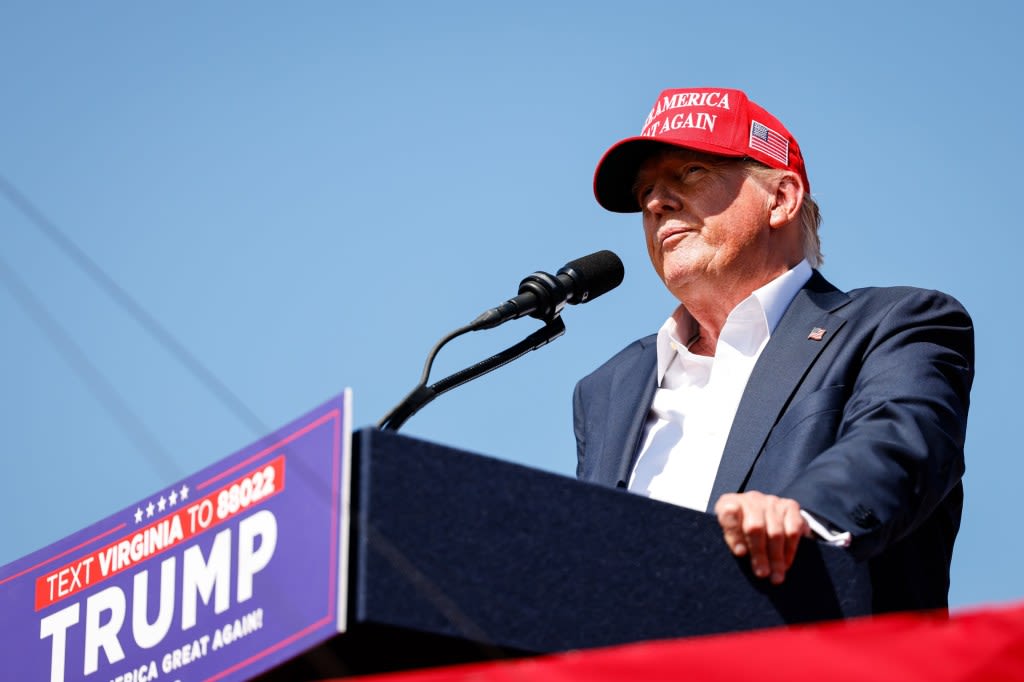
593,87,810,212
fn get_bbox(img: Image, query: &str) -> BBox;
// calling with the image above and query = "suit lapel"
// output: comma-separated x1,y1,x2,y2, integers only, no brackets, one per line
706,272,850,509
606,339,657,487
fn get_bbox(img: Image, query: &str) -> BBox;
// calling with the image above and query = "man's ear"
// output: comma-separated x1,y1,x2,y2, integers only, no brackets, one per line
768,172,804,229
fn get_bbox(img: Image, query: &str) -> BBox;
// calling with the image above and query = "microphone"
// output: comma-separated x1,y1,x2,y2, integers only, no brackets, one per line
472,250,624,329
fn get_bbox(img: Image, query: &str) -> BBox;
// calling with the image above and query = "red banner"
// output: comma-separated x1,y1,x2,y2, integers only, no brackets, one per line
349,601,1024,682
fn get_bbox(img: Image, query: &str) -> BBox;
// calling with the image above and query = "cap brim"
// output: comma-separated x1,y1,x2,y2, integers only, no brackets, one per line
593,137,746,213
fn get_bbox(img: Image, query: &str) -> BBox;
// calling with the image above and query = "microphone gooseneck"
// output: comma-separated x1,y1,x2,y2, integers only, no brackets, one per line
378,250,624,431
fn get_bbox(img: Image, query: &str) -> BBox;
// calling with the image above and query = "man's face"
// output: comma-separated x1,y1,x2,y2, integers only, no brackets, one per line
635,149,776,300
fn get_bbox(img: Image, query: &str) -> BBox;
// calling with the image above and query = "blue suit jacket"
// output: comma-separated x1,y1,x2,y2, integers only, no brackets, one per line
573,271,974,612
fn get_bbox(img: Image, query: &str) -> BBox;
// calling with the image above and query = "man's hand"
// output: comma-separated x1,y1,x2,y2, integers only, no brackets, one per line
714,492,811,585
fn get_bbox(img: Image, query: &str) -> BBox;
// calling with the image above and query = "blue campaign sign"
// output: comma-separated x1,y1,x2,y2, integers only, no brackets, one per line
0,391,353,682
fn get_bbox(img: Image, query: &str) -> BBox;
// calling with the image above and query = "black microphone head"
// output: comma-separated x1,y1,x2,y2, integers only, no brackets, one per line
558,250,625,304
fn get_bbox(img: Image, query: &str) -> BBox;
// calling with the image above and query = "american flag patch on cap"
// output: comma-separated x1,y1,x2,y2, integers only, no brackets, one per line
749,120,789,165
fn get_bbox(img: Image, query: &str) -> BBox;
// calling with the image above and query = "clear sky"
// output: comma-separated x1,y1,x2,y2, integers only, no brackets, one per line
1,2,1020,610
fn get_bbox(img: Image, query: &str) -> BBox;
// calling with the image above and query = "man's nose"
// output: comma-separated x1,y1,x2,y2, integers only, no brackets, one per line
645,182,681,214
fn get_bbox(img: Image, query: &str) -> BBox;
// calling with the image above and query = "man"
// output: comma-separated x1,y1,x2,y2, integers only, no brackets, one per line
573,87,973,612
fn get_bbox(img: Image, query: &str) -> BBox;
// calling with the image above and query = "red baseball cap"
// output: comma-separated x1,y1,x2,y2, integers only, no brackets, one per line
593,87,810,213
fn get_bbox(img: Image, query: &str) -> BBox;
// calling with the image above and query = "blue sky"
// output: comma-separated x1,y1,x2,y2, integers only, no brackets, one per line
1,2,1020,610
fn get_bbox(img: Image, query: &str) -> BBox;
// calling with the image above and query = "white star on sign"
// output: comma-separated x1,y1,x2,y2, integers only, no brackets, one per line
146,502,155,518
157,496,167,512
179,484,190,501
134,508,143,524
169,490,178,506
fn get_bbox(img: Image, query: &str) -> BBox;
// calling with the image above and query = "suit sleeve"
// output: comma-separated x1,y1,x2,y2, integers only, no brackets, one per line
573,380,588,479
780,289,974,560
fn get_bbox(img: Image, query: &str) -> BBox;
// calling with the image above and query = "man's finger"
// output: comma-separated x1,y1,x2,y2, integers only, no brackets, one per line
782,504,807,571
742,509,770,579
764,504,787,584
715,497,748,556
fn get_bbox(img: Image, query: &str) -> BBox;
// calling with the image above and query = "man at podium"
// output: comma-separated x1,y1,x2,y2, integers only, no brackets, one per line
574,87,973,612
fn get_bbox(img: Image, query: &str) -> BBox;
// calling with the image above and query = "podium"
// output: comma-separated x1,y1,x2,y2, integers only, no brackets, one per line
258,428,872,679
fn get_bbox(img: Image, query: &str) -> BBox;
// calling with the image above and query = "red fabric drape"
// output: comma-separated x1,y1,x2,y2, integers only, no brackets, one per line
341,601,1024,681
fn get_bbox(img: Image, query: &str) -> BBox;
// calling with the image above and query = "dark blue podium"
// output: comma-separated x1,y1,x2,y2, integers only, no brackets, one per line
258,428,871,678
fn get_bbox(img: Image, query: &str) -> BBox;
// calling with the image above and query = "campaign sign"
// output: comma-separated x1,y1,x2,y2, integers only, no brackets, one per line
0,391,353,682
